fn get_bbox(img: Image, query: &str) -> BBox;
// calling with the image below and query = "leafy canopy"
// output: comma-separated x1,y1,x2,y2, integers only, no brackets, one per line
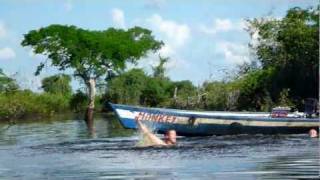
21,25,163,80
239,6,319,110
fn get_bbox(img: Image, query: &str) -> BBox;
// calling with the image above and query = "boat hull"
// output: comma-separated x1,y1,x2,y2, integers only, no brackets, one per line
110,103,319,136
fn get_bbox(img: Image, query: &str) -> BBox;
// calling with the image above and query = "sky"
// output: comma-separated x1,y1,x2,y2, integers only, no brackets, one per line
0,0,317,91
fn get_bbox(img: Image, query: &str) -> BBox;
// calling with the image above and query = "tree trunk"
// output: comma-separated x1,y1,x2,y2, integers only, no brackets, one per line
85,78,96,132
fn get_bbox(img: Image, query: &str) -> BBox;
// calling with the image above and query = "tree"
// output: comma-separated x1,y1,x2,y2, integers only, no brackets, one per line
234,68,275,111
172,80,196,97
140,77,172,107
21,25,163,128
244,6,319,110
106,68,148,105
0,69,19,93
41,74,72,96
170,80,197,108
152,55,169,79
202,81,229,110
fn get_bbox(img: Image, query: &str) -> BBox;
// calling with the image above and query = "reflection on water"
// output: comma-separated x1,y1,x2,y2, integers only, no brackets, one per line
0,114,319,179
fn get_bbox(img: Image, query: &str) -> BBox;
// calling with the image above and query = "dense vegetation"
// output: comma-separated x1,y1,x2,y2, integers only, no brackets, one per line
0,72,70,120
106,6,319,112
0,6,318,121
235,6,319,111
21,25,162,126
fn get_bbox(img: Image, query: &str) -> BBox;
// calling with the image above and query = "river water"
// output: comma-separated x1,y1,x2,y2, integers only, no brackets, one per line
0,114,319,179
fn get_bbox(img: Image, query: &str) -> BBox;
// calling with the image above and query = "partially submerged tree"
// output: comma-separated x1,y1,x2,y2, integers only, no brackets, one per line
21,25,163,128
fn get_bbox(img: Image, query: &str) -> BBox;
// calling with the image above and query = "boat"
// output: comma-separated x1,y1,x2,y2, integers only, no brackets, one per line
110,103,319,136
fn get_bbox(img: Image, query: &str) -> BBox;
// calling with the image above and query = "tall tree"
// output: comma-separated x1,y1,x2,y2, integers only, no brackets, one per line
244,6,319,110
21,25,163,128
41,74,72,96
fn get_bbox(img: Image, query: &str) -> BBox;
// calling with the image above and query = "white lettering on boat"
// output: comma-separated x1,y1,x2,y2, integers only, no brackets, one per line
134,112,177,123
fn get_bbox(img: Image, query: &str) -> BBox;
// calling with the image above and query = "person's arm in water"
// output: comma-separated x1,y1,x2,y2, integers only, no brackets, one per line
136,120,167,146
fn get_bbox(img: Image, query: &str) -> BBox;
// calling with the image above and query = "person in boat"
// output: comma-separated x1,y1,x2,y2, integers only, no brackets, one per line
136,119,177,146
309,129,318,138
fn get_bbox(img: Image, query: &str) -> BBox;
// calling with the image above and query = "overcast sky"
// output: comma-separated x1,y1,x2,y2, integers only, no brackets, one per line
0,0,317,91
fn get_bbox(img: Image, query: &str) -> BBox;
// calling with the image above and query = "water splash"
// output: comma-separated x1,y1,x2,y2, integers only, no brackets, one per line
135,123,164,147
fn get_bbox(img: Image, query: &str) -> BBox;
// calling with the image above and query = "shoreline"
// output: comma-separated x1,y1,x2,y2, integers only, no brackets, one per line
0,112,115,123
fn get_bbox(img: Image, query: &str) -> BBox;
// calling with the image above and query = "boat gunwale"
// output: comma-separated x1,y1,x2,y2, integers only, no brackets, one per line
110,103,320,123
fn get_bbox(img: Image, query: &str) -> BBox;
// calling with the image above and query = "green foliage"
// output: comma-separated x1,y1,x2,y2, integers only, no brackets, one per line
106,68,147,105
106,68,176,107
277,88,294,108
201,81,229,110
0,90,70,120
152,55,169,79
1,6,316,120
41,74,72,96
173,81,196,96
105,58,197,108
0,69,19,93
69,90,89,112
141,77,172,107
245,6,319,110
0,87,105,120
21,25,163,80
21,25,162,117
234,68,275,110
171,80,197,108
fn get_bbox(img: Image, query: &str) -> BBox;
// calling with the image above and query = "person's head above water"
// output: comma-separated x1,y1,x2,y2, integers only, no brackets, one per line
164,130,177,145
135,119,176,146
309,129,318,138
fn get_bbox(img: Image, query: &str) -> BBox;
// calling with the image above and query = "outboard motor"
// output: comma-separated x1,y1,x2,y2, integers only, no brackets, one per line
304,98,318,118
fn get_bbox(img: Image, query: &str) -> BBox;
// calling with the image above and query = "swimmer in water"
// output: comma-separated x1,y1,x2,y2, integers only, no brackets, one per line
136,119,176,146
309,129,318,138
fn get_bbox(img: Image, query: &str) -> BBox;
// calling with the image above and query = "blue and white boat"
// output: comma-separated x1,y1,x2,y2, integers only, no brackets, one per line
110,103,319,136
